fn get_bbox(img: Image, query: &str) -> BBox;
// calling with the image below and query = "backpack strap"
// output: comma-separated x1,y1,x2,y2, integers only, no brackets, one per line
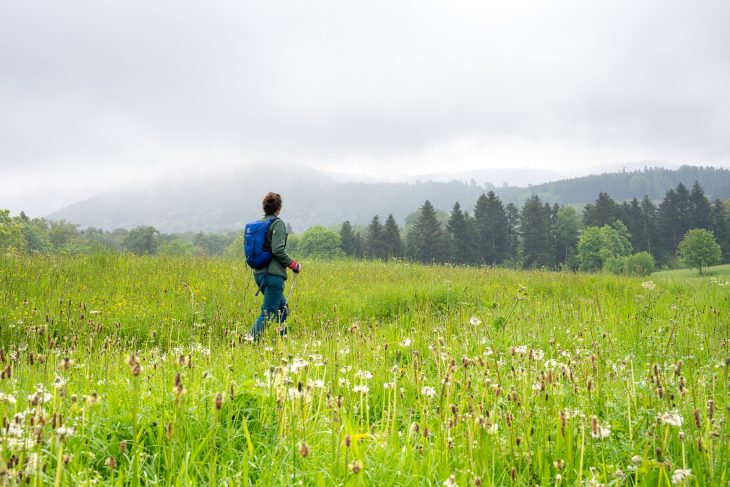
255,216,279,295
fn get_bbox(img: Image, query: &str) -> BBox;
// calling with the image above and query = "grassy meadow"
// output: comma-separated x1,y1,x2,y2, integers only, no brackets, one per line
0,255,728,485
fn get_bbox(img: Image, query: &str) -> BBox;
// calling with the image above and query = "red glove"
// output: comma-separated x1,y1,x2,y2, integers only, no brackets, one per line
288,259,302,273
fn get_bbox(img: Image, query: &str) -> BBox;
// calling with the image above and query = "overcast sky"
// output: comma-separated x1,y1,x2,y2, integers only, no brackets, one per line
1,0,729,215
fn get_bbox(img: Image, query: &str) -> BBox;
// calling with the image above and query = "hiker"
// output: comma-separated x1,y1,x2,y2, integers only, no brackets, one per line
247,192,301,341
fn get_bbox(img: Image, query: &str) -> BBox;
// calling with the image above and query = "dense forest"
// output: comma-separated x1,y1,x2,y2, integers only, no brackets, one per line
3,181,728,274
46,165,730,232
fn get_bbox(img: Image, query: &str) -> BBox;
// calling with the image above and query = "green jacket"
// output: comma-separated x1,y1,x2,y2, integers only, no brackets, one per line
254,215,294,279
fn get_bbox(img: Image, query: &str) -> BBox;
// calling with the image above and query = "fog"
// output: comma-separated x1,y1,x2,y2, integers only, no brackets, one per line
1,0,729,216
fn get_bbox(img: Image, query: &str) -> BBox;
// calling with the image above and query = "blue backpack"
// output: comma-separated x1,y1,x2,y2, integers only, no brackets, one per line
244,217,278,270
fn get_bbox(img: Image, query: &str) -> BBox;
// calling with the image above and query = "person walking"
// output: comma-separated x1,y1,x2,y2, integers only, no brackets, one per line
247,192,301,341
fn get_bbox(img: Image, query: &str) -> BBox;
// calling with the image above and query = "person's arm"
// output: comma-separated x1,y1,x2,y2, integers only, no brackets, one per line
270,219,298,269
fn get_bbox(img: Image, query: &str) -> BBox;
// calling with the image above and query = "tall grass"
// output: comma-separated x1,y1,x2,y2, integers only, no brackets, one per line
0,255,727,485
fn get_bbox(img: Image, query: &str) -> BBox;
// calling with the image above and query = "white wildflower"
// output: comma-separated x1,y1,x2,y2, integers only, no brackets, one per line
532,383,543,391
671,469,693,484
591,425,611,439
532,349,545,360
514,345,527,354
421,386,437,398
56,426,75,439
353,384,369,394
469,316,482,326
355,370,373,380
659,410,683,427
641,281,656,290
443,475,458,487
400,338,411,347
0,392,17,404
383,382,394,389
308,378,325,389
338,377,349,387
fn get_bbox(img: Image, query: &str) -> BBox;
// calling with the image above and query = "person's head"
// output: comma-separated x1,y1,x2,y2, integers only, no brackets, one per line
262,192,282,216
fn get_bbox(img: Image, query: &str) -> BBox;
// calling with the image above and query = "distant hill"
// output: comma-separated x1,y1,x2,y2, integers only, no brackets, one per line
47,165,730,233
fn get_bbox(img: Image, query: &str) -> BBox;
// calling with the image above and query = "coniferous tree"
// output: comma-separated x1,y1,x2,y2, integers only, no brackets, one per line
711,199,730,262
583,192,620,227
339,221,359,256
520,196,554,268
689,181,712,230
639,196,658,256
365,215,386,259
407,200,447,263
505,203,520,262
620,198,644,252
447,202,474,264
473,191,509,265
382,214,403,258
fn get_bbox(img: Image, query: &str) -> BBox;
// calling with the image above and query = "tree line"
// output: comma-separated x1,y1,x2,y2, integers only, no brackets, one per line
331,181,729,273
2,180,728,273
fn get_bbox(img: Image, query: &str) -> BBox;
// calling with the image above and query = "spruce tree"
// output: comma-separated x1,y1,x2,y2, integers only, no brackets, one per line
339,221,358,256
583,192,620,227
447,202,473,264
620,198,644,252
365,216,385,259
407,200,447,263
689,181,712,230
639,195,658,256
473,191,509,265
520,196,554,268
711,199,730,262
505,203,520,262
382,214,403,259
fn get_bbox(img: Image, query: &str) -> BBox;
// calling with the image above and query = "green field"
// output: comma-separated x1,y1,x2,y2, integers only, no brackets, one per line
0,255,727,485
653,264,730,282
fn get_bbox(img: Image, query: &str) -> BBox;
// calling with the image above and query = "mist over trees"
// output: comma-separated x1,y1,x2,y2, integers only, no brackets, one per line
45,165,730,233
3,178,729,276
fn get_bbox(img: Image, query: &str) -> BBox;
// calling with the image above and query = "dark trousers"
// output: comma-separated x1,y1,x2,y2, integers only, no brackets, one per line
249,274,288,341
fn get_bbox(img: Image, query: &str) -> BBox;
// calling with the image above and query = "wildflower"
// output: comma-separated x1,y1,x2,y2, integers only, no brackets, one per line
308,378,325,389
56,426,74,440
0,392,16,404
469,316,481,326
531,383,543,391
659,410,683,427
421,386,437,398
443,475,458,487
590,416,610,439
53,375,67,389
349,459,363,474
105,457,117,469
641,281,656,290
353,385,369,394
631,455,642,465
355,370,373,380
400,338,411,347
86,392,100,405
383,382,394,389
671,469,693,484
531,349,545,360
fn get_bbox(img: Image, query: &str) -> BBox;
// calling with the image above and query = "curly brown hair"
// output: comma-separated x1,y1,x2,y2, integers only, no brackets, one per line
262,192,282,215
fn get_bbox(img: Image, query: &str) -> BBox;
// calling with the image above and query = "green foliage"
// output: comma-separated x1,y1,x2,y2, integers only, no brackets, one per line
123,226,162,255
604,251,656,276
678,228,722,275
407,200,447,263
0,209,25,252
519,195,554,268
339,220,360,257
577,224,632,272
297,225,341,259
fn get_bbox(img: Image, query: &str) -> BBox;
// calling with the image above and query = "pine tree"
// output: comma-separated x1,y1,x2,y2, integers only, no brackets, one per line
473,191,509,265
620,198,644,252
583,192,620,227
689,181,712,230
505,203,520,262
711,199,730,262
365,215,386,259
639,196,658,256
407,200,447,263
520,196,554,268
382,214,403,259
447,202,474,264
339,221,359,256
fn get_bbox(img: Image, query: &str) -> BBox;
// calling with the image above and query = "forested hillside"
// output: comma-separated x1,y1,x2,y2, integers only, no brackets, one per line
46,165,730,232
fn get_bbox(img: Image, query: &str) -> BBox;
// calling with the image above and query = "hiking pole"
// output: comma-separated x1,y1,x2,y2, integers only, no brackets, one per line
286,272,298,304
